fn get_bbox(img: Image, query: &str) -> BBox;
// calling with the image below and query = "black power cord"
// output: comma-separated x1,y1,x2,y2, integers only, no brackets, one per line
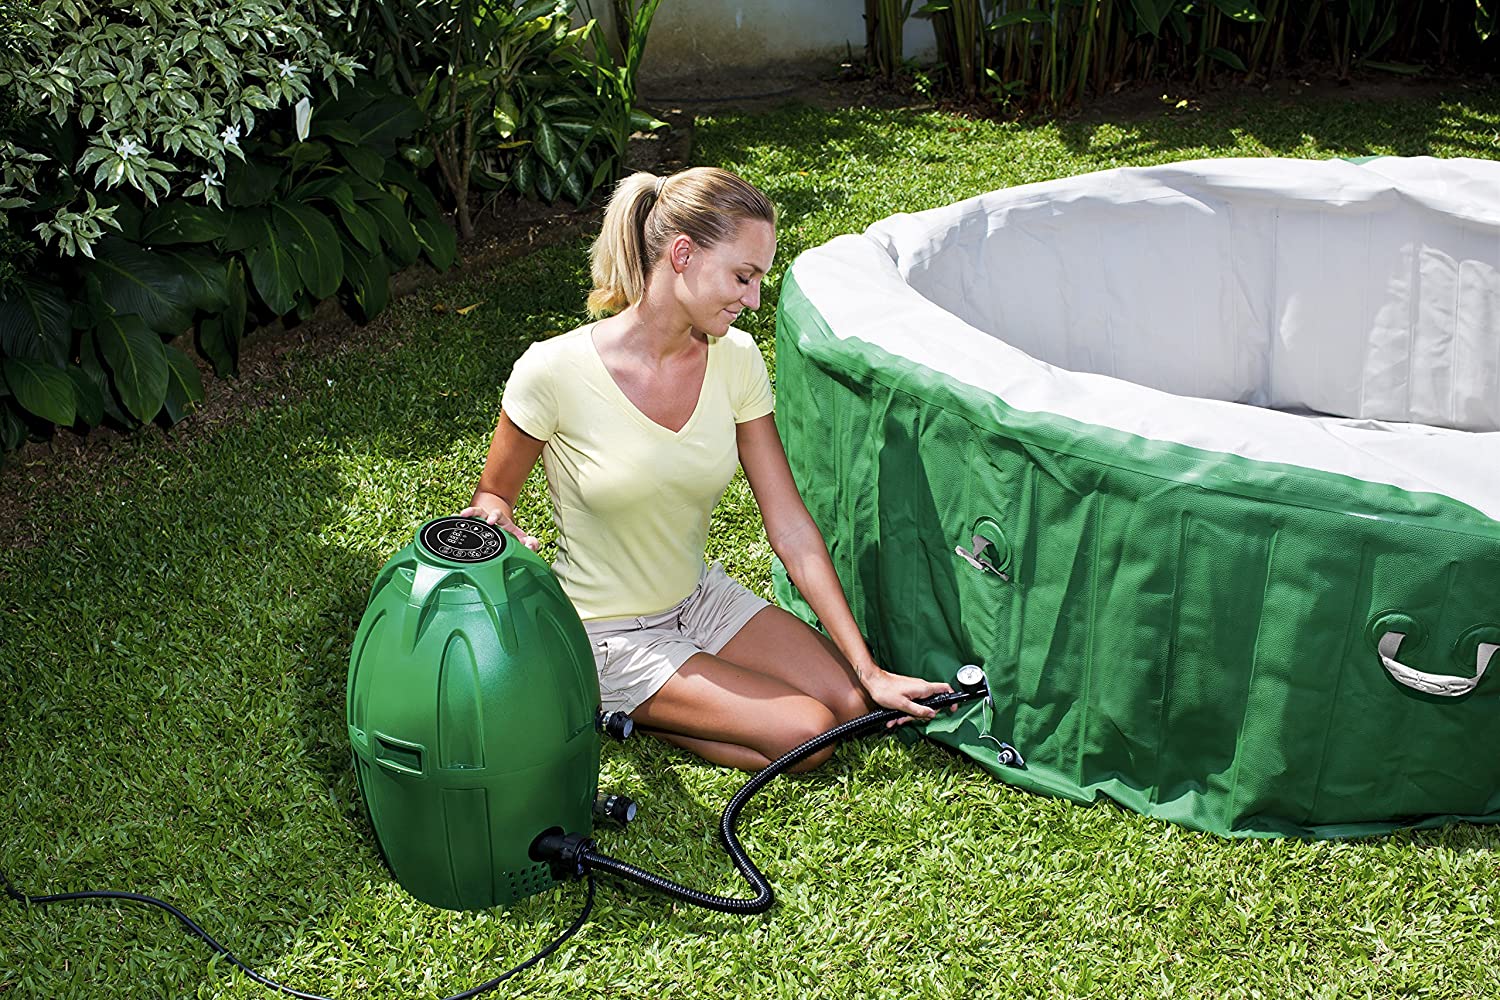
0,865,595,1000
537,688,989,914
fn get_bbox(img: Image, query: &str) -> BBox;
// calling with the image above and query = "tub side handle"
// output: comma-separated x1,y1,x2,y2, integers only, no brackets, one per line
1378,632,1497,698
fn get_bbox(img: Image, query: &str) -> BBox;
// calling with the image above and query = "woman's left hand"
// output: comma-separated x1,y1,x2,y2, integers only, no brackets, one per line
859,667,954,728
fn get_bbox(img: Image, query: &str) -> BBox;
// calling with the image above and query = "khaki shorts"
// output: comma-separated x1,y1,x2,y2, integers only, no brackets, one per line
584,562,771,713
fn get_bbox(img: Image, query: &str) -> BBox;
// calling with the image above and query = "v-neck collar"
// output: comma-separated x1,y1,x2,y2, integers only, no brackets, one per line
587,323,715,437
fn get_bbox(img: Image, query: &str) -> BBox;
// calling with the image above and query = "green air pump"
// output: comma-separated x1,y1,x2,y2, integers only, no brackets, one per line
346,516,609,911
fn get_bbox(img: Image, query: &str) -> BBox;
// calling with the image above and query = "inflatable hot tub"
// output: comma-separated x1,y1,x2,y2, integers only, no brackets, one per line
772,156,1500,838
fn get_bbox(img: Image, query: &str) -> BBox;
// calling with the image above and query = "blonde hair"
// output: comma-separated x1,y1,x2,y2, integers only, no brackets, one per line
587,167,777,317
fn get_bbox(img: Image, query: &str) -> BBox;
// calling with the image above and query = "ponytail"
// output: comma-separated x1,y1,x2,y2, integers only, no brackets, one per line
587,167,777,318
587,172,659,317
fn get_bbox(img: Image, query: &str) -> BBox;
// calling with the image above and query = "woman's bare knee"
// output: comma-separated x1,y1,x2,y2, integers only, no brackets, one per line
773,703,839,772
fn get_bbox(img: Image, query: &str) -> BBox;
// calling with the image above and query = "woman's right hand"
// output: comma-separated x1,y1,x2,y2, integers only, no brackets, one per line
458,505,541,552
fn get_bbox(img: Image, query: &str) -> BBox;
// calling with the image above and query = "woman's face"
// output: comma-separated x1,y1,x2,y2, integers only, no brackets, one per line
676,219,776,336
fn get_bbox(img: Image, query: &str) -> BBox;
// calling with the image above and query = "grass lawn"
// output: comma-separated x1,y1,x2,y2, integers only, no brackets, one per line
4,81,1500,999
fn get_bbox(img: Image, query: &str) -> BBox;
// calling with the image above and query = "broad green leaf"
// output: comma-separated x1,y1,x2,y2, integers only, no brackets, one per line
223,157,283,207
294,177,357,214
311,120,362,145
1205,0,1263,22
365,192,420,267
141,202,230,245
95,311,168,424
273,202,343,300
0,279,71,366
341,244,390,322
349,95,425,152
85,237,196,335
166,250,231,313
990,8,1048,29
79,330,130,427
413,215,457,272
337,202,382,254
222,208,271,253
534,120,564,172
196,261,245,377
561,165,586,205
339,143,386,183
1207,46,1248,71
0,402,24,451
67,365,104,426
381,162,442,220
2,358,76,426
162,344,204,424
244,220,299,315
196,317,230,379
1127,0,1173,35
628,110,667,132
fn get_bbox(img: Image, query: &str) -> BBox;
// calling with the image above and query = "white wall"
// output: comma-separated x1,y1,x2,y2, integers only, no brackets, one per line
589,1,937,84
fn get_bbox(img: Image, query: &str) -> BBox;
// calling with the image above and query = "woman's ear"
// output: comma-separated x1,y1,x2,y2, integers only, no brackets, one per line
669,234,694,273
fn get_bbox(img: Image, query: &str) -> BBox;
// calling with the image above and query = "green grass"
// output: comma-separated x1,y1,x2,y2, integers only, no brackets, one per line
4,83,1500,999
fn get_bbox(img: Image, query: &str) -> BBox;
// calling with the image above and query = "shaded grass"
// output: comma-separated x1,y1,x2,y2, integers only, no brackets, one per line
4,83,1500,999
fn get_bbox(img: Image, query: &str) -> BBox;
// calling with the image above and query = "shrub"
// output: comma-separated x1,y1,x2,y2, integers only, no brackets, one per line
0,3,451,453
0,0,361,259
912,1,1499,110
345,0,663,240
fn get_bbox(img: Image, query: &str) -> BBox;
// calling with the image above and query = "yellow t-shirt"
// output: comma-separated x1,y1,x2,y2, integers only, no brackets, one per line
501,323,775,621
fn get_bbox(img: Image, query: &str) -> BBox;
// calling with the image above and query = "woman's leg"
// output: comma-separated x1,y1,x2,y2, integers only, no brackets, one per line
630,605,877,772
713,605,875,724
630,651,842,772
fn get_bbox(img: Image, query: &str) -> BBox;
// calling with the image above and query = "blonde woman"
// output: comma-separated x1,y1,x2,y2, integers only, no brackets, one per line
462,167,951,772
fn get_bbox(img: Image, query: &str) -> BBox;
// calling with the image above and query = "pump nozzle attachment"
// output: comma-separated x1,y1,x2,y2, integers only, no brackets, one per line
596,710,634,741
594,792,639,826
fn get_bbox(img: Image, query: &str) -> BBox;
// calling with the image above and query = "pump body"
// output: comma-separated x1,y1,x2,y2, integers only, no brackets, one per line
347,517,600,910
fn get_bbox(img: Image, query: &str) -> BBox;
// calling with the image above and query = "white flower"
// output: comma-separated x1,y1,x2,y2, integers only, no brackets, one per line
220,124,240,147
200,171,221,188
115,137,141,160
278,60,298,80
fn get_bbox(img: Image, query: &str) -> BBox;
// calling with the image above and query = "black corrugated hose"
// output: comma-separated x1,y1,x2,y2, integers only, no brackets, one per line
535,688,984,914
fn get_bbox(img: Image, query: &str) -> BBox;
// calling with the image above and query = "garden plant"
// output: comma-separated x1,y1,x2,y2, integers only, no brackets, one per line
0,0,660,456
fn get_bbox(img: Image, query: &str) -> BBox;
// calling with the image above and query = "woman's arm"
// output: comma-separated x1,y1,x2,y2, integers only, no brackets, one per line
735,413,951,718
459,410,547,551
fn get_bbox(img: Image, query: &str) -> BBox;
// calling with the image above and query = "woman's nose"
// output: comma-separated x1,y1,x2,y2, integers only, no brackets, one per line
742,282,760,311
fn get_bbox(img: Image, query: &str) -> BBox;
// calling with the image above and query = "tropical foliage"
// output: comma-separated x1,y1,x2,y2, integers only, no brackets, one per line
0,0,664,455
912,0,1499,109
0,76,443,451
0,0,361,259
342,0,663,240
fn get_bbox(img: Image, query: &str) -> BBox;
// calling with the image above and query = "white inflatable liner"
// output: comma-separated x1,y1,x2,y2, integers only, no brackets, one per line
794,157,1500,521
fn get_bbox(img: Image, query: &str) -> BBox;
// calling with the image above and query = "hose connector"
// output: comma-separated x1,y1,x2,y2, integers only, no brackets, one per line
530,829,597,879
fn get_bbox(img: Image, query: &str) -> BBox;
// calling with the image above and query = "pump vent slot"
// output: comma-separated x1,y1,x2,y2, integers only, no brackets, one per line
374,735,424,775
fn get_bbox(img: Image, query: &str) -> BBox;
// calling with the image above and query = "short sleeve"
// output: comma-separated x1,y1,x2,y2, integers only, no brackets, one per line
730,334,775,423
500,342,558,439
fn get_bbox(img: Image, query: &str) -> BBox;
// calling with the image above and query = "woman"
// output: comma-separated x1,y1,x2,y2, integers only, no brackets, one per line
461,166,950,772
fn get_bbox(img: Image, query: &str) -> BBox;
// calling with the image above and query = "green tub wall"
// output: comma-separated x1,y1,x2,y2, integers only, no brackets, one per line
772,268,1500,839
